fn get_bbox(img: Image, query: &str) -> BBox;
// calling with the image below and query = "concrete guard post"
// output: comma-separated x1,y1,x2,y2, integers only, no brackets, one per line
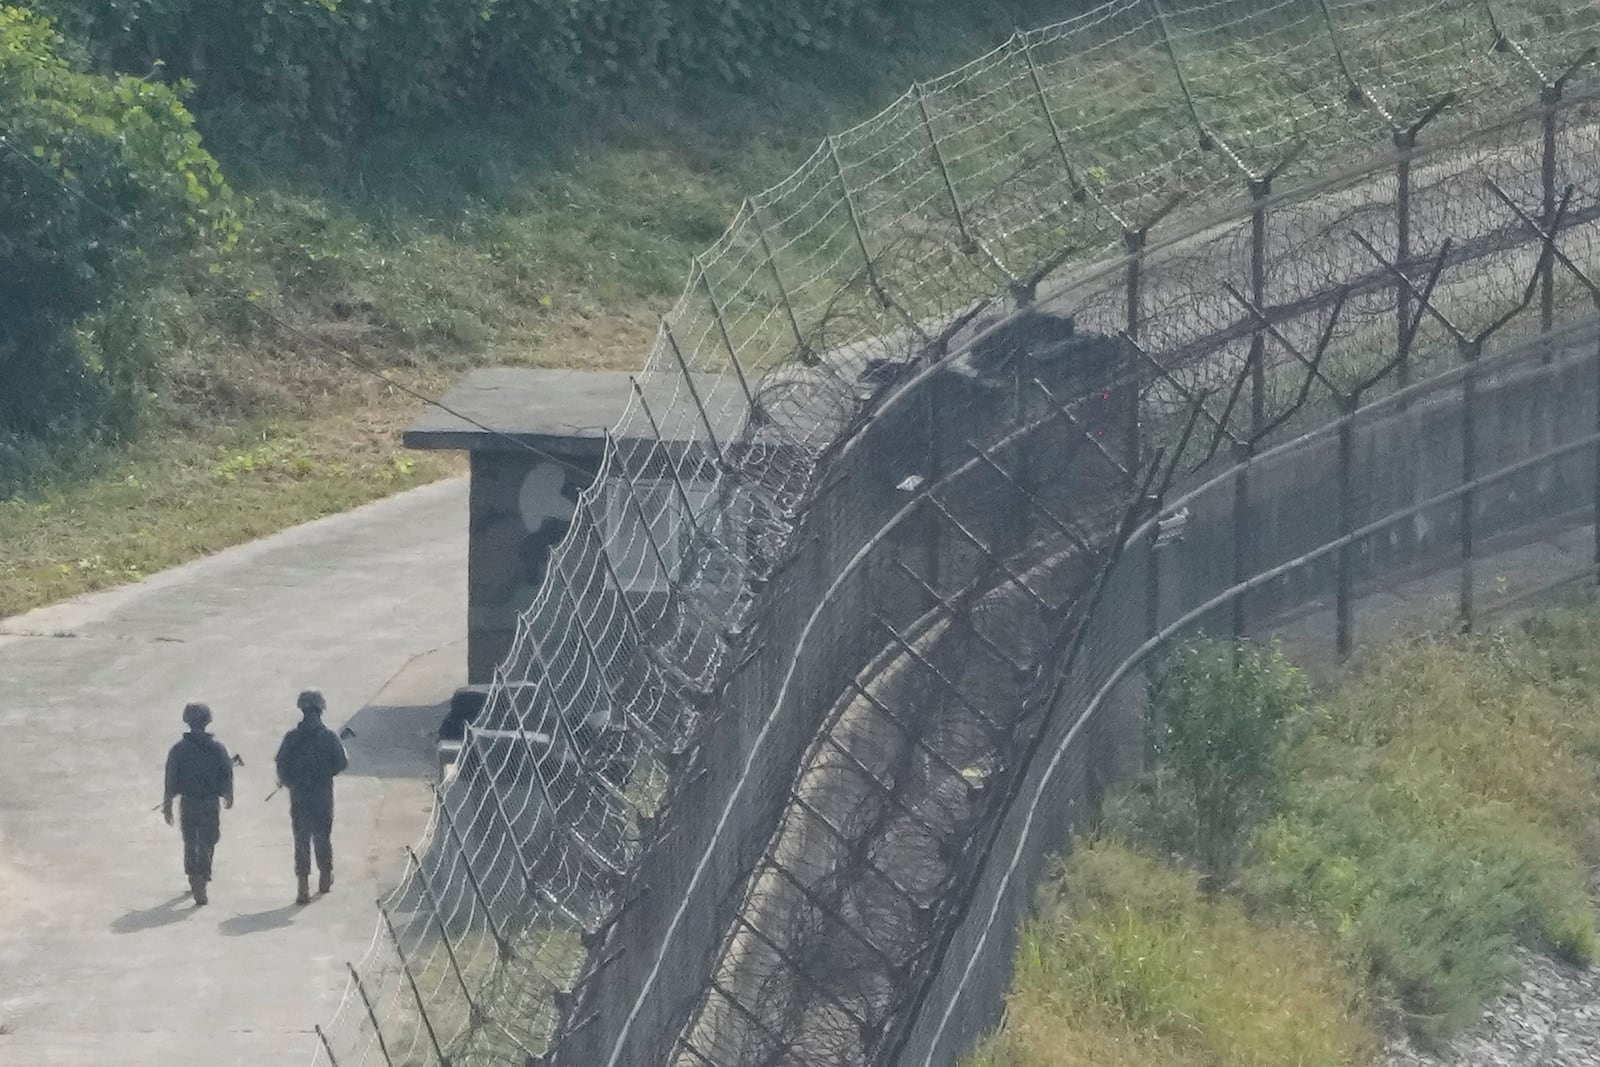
404,367,735,733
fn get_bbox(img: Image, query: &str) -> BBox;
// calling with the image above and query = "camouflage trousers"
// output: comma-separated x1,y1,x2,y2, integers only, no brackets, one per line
290,793,334,878
179,795,221,883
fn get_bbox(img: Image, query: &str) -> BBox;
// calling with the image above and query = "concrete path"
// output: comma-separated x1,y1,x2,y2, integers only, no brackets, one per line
0,477,469,1067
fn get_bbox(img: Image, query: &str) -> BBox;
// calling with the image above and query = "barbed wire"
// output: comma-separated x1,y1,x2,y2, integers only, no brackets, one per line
314,2,1600,1066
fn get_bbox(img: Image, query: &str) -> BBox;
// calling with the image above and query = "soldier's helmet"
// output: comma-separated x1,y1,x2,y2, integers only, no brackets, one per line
297,689,327,715
182,702,213,729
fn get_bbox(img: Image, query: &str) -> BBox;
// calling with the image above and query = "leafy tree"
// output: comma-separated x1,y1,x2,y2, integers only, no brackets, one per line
31,0,907,145
1139,639,1310,886
0,5,236,491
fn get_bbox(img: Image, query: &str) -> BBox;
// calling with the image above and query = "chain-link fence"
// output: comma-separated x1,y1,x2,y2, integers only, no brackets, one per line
311,2,1600,1066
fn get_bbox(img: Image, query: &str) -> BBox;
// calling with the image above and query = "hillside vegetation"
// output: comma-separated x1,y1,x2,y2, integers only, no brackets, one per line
0,0,1061,616
4,0,1592,618
969,613,1600,1066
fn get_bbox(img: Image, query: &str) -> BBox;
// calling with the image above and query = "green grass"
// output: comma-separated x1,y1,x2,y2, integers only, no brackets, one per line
976,610,1600,1065
967,840,1379,1067
0,389,458,617
1248,620,1600,1039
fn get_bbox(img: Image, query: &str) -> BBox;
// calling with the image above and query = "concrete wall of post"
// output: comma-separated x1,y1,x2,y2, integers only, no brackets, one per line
466,450,592,684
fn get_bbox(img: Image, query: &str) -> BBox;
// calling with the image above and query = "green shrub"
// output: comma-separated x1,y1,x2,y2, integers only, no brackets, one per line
0,5,236,494
1250,779,1589,1038
1248,633,1600,1040
1131,639,1310,885
990,618,1600,1063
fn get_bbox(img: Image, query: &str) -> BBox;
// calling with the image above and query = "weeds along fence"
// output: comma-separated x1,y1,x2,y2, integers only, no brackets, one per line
312,2,1600,1066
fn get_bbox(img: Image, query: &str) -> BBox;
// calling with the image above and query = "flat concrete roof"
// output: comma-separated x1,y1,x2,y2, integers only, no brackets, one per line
404,368,744,456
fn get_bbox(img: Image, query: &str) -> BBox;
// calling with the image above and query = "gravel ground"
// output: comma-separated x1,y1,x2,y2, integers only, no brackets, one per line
1386,948,1600,1067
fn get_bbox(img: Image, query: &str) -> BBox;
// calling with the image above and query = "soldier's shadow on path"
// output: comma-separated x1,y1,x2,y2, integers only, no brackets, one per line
218,903,302,936
110,894,193,934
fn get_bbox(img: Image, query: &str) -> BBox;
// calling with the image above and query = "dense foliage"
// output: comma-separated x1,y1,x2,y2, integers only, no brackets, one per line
1100,626,1600,1046
30,0,907,142
1129,640,1309,885
0,5,235,492
1250,625,1600,1037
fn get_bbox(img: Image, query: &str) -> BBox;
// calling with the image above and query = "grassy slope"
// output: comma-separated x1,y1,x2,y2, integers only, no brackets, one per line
970,611,1600,1066
1252,619,1600,1036
969,842,1379,1067
0,0,1062,618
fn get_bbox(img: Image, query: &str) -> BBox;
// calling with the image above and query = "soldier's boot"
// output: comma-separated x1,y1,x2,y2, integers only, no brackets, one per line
295,875,311,906
317,869,333,895
191,878,208,907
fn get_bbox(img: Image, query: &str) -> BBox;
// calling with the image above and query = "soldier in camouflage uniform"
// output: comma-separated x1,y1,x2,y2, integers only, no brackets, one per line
162,702,234,906
275,689,349,905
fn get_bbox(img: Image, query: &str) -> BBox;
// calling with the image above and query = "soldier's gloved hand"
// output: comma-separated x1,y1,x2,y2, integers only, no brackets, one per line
162,804,173,827
224,796,234,810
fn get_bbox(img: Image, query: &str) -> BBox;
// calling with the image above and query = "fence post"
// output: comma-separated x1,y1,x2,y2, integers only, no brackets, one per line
914,82,974,252
460,740,561,910
1114,197,1180,480
477,672,629,882
694,257,759,416
748,202,810,358
629,377,707,545
1249,177,1269,434
1145,517,1162,647
1528,84,1561,499
1395,142,1414,400
406,846,487,1029
1231,441,1251,641
314,1024,343,1067
1593,321,1600,583
1388,101,1450,562
347,962,397,1067
582,487,713,704
1143,508,1163,765
1319,0,1451,408
1021,37,1088,204
828,134,890,306
660,324,727,472
607,430,693,611
1541,85,1558,340
379,902,453,1067
517,613,647,821
468,740,603,933
1336,393,1357,659
552,553,667,752
431,784,516,957
1390,97,1452,402
1123,226,1145,474
1459,340,1479,633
